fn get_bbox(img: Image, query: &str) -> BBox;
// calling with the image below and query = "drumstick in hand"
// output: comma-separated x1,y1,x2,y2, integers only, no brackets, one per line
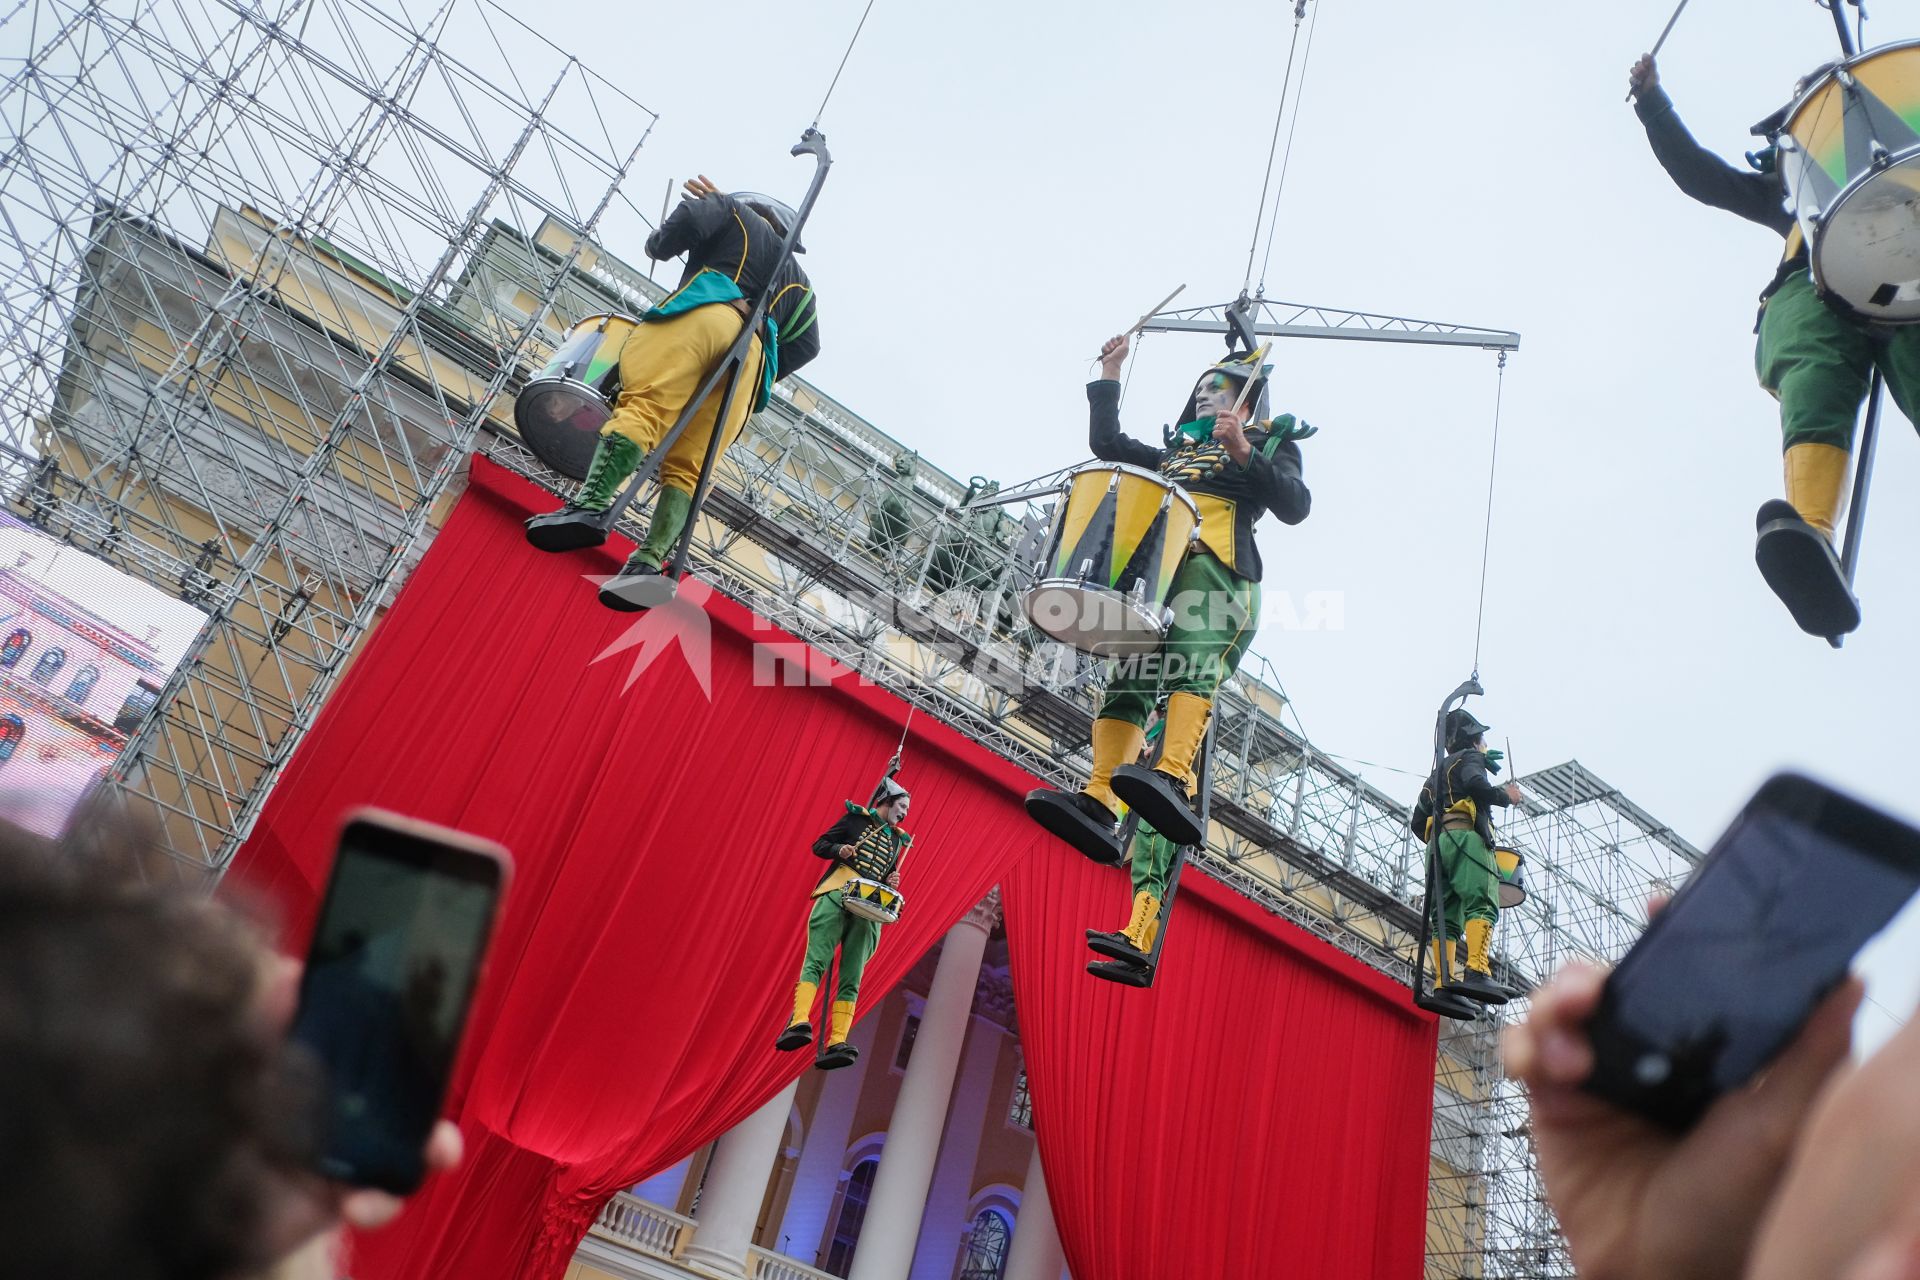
1626,0,1691,101
1091,284,1187,361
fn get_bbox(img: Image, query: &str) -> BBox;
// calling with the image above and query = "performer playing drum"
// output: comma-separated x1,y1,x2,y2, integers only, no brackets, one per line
525,175,822,593
1026,334,1314,861
775,779,911,1070
1410,709,1521,1006
1630,51,1920,637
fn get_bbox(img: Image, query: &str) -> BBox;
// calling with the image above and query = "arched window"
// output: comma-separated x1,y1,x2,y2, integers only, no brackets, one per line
956,1208,1013,1280
823,1158,879,1277
64,665,100,706
29,647,65,686
0,629,28,668
0,716,23,765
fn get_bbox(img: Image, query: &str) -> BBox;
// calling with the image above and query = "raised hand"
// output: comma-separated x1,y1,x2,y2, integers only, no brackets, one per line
682,174,721,201
1629,54,1659,101
1098,333,1131,379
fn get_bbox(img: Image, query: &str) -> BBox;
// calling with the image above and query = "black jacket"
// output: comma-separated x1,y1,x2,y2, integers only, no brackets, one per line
813,807,909,884
646,193,821,377
1410,749,1512,846
1634,86,1803,307
1086,379,1311,584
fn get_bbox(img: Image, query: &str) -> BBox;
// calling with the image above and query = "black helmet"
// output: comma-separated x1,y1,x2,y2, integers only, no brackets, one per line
732,191,805,254
1445,708,1490,751
870,776,909,810
1177,348,1271,428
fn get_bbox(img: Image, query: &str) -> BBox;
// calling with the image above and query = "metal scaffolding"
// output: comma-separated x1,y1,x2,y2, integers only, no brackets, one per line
0,0,655,874
2,4,1701,1271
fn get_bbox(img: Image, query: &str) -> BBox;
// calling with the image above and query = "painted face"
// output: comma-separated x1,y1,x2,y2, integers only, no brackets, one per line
1193,372,1244,420
886,797,909,823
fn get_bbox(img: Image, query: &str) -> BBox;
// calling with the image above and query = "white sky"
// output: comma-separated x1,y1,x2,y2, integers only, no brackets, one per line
483,1,1920,1041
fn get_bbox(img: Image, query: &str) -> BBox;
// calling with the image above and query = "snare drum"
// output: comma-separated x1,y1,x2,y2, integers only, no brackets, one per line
513,312,643,478
1777,41,1920,322
1023,463,1200,658
841,877,904,924
1493,846,1529,910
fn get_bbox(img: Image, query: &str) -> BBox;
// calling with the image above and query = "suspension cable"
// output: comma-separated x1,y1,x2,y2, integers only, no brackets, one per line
814,0,881,128
1241,1,1310,294
1470,351,1508,678
1257,0,1323,293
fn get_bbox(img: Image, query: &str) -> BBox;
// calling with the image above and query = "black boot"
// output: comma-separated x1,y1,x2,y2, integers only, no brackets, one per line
1755,499,1860,638
815,1042,860,1071
1111,764,1204,848
524,435,640,552
1415,988,1485,1020
598,554,676,612
1086,957,1154,987
1025,789,1124,864
774,1021,812,1052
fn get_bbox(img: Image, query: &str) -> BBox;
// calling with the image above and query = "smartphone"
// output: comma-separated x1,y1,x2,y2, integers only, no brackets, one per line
288,809,510,1193
1582,773,1920,1131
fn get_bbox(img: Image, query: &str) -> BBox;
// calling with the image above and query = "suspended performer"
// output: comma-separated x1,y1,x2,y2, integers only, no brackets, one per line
1628,53,1920,637
525,175,821,588
1028,333,1313,860
1411,709,1521,1006
775,779,911,1070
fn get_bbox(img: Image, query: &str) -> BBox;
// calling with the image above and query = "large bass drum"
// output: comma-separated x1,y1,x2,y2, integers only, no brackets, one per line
1022,463,1199,659
513,312,642,478
1777,41,1920,322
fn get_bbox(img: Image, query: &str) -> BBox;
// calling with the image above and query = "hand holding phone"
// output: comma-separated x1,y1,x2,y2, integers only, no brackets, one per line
288,810,509,1194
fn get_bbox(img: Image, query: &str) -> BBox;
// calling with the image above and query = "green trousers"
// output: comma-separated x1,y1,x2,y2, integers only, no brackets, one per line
1101,550,1259,728
1129,824,1179,899
1434,829,1499,940
798,889,882,1003
1757,270,1920,451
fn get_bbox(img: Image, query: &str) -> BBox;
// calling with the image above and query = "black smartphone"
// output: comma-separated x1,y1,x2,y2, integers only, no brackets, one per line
288,809,510,1193
1582,773,1920,1131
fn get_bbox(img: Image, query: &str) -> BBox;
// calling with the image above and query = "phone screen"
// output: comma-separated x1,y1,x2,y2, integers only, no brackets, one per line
1588,778,1920,1129
289,818,503,1191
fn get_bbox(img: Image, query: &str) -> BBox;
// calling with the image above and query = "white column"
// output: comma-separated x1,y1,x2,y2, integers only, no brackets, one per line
907,1001,1005,1277
845,891,1000,1280
777,1010,881,1263
681,1078,801,1279
1003,1144,1067,1280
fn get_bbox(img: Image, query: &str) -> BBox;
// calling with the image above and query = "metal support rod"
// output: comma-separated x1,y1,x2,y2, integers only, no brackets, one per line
1830,368,1884,650
1830,0,1860,58
1136,715,1216,983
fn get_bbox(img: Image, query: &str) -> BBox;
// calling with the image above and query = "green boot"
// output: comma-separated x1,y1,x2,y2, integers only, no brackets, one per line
578,434,642,511
634,485,693,571
525,434,641,552
600,486,692,613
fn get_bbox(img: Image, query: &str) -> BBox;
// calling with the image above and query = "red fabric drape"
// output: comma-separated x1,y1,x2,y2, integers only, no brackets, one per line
1001,849,1438,1280
228,457,1050,1279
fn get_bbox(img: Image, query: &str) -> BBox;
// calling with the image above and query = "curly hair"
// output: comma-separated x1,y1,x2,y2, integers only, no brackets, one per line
0,815,315,1279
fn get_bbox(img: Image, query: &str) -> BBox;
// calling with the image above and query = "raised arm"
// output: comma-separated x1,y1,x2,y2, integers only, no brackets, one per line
1629,58,1793,235
1454,754,1515,812
644,187,737,262
1086,334,1165,469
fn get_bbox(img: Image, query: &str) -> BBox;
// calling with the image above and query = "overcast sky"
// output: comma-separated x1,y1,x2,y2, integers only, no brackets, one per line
494,0,1920,1037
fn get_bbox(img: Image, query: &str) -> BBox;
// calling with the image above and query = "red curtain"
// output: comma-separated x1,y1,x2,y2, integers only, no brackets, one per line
227,457,1050,1279
1001,848,1438,1280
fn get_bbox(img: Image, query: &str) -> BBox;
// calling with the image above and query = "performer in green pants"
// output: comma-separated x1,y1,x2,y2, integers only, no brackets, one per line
775,780,911,1070
1629,54,1920,636
1085,718,1178,976
1026,333,1314,861
1410,710,1520,1006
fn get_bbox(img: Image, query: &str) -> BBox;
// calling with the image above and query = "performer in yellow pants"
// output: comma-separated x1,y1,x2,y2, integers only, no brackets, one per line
524,176,820,600
592,305,764,570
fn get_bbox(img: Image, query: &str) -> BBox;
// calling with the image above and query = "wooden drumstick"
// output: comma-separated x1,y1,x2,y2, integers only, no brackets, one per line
1626,0,1693,101
1093,283,1187,361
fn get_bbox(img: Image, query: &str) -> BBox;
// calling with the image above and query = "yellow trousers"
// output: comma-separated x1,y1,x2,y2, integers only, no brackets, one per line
601,303,765,494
